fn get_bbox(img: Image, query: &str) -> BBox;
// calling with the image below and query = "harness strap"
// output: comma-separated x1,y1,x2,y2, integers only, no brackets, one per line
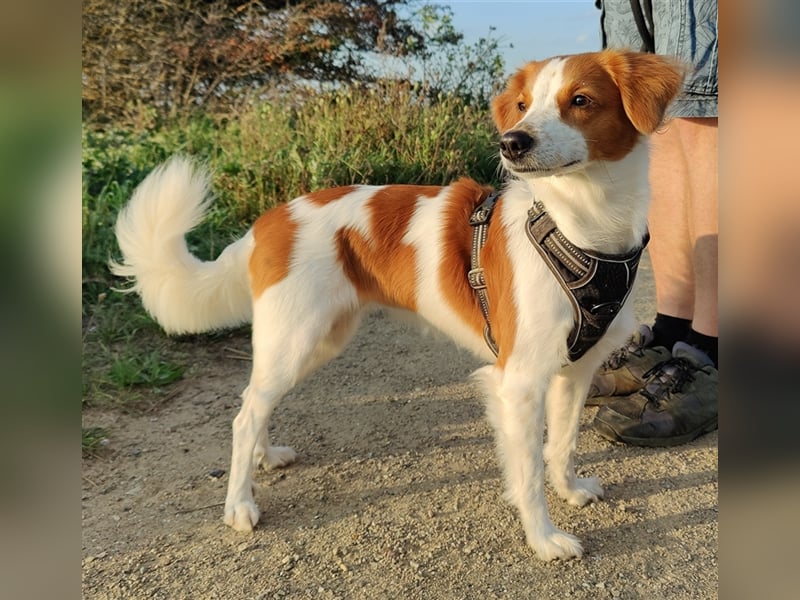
467,195,647,362
527,201,649,361
468,191,501,356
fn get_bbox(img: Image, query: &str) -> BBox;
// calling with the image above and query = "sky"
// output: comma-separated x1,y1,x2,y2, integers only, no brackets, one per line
440,1,602,72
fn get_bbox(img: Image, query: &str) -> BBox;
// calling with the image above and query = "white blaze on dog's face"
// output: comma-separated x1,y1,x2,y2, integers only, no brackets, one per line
491,50,684,178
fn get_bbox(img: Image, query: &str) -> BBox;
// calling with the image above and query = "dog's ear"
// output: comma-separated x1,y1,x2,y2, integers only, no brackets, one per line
600,50,687,134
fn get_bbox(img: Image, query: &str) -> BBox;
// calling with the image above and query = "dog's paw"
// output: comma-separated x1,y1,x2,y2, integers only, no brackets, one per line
265,445,297,469
253,445,297,470
528,529,584,561
564,476,604,507
223,501,260,532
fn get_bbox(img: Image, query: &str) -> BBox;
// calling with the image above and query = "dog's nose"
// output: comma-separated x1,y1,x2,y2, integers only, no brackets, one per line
499,130,534,160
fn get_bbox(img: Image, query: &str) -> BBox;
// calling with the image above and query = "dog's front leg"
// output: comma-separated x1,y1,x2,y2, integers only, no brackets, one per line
479,366,584,561
544,367,604,507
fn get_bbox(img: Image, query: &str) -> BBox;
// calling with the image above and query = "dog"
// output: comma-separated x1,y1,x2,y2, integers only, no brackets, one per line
112,50,683,561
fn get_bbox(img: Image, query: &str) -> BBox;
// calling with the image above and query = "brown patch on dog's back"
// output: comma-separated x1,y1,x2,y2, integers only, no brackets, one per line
250,203,298,298
307,186,357,206
336,185,440,309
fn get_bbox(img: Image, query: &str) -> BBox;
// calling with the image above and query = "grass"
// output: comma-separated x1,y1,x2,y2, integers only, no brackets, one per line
82,81,503,424
81,427,109,457
108,351,185,388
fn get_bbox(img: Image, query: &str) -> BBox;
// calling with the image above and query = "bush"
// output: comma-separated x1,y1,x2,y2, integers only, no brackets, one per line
82,1,505,125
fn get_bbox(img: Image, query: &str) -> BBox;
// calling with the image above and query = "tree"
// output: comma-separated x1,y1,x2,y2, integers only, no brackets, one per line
82,0,489,123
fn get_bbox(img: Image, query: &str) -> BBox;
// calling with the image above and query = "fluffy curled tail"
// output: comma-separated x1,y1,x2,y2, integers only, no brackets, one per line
110,156,253,334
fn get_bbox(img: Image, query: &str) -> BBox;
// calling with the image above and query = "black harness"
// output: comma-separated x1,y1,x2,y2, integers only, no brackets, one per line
468,193,648,361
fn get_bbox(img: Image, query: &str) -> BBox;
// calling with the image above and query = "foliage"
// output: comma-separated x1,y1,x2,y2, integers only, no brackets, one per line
406,5,506,107
108,351,185,388
82,0,503,124
82,427,109,457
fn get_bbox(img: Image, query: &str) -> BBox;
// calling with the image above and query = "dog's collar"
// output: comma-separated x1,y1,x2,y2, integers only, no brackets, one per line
526,201,648,361
468,195,647,361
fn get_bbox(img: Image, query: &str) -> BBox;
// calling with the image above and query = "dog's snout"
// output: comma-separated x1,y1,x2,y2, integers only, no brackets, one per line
499,130,534,161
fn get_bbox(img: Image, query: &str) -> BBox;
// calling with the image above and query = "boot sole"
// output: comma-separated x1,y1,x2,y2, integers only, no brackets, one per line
593,415,718,447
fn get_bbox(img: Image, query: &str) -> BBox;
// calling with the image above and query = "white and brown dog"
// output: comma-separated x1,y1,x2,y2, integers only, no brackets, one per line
113,50,682,560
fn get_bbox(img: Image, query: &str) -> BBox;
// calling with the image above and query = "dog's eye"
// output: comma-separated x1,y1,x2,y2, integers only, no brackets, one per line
572,95,590,107
517,101,527,112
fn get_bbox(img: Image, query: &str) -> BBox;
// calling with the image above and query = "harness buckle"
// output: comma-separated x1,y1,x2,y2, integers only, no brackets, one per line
467,267,487,290
469,208,489,226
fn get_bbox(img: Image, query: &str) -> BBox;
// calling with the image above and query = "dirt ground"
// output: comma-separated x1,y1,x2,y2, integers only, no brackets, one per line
81,255,718,599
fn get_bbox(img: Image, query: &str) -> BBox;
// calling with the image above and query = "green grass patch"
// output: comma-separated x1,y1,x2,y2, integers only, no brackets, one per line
82,427,109,457
108,351,185,388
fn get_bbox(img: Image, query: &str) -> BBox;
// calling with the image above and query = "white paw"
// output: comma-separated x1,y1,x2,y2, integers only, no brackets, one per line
565,476,604,507
223,500,260,532
253,445,297,470
265,445,297,469
528,529,584,561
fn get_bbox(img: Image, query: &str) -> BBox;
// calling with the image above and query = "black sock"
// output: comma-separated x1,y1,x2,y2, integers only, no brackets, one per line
652,313,692,350
685,329,718,367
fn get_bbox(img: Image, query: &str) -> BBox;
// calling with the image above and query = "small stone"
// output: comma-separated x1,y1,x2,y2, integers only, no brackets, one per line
208,469,226,479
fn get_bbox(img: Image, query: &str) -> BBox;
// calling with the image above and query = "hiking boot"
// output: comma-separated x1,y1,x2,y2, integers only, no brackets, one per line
586,325,671,406
592,342,718,447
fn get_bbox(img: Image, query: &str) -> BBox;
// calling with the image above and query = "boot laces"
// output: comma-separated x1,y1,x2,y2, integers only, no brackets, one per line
640,357,695,404
603,334,645,369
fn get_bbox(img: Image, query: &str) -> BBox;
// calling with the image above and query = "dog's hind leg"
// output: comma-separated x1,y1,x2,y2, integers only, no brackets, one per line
544,362,604,507
224,296,360,532
252,310,361,471
224,378,290,532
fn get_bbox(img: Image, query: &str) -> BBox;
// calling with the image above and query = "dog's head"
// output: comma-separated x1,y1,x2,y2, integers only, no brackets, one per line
491,50,685,178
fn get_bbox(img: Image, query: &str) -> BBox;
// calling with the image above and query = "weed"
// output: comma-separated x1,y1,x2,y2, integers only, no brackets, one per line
82,427,109,457
108,351,185,389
